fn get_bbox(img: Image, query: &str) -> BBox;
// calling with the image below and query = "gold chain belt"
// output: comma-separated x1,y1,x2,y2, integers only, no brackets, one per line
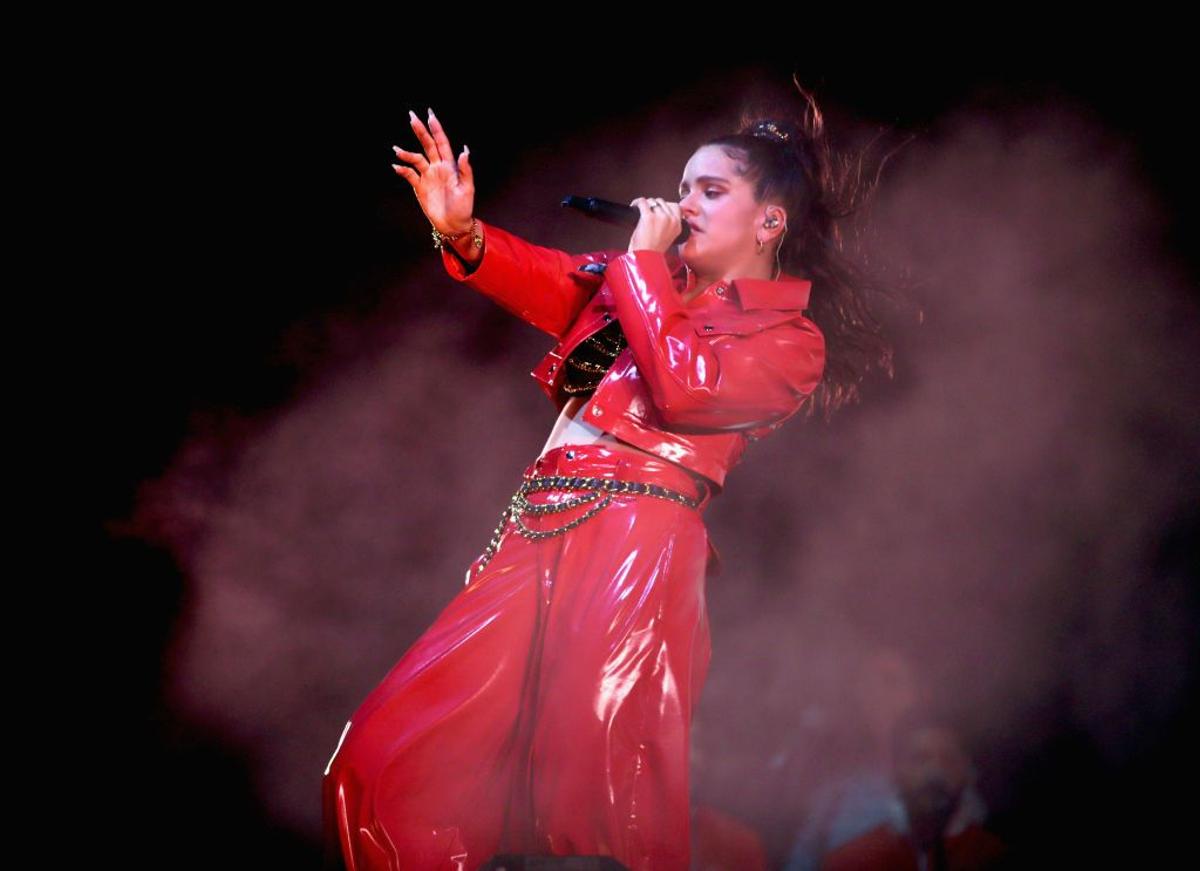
468,473,703,580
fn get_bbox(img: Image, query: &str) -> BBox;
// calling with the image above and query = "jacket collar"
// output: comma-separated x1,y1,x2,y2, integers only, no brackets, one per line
733,274,813,311
666,247,813,311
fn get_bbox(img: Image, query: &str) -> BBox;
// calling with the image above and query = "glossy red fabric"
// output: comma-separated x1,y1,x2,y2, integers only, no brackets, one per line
438,219,826,491
322,443,715,871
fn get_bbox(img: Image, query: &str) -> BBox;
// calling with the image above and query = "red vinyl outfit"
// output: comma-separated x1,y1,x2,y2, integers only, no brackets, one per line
322,219,826,871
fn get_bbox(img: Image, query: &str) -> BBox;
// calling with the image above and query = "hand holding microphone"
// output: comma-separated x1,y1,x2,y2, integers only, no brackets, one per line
627,197,685,255
560,196,692,246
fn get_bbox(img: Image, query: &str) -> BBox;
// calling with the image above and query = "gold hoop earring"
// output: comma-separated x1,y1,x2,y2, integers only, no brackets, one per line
756,237,764,254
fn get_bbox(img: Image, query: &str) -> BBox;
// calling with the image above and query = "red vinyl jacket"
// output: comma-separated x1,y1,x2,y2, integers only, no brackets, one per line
440,218,826,493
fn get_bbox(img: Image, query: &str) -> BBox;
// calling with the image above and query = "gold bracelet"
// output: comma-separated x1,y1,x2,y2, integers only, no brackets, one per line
431,217,483,251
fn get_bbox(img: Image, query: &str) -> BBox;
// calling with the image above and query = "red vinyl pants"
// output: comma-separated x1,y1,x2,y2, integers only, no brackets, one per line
322,443,715,871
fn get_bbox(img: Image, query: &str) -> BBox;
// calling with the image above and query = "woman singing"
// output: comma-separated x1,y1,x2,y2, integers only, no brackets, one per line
323,79,897,871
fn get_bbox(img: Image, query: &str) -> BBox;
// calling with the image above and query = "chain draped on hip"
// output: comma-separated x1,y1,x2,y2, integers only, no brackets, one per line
468,471,704,581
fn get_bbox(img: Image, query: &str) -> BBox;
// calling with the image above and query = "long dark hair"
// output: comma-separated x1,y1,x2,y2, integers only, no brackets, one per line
699,74,920,422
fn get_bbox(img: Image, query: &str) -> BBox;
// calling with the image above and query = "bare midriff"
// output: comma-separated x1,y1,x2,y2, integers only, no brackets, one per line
539,394,657,461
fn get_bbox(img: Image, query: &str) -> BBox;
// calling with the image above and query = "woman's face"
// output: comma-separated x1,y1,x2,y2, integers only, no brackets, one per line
677,144,772,275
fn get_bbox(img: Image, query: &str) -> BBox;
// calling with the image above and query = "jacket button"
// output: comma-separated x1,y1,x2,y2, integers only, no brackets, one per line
549,364,556,371
703,324,714,331
565,450,575,459
592,406,602,416
716,286,725,296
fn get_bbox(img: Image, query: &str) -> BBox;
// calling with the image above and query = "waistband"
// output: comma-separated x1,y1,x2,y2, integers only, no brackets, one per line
466,443,716,584
525,444,714,513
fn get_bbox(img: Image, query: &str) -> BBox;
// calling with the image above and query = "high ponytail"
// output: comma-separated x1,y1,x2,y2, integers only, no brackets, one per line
700,74,920,422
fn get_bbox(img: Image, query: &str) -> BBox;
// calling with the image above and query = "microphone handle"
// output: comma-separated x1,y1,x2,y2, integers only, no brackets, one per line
561,195,691,242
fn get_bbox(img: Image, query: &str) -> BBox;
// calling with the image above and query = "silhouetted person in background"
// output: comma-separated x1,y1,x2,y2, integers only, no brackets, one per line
820,708,1009,871
786,646,990,870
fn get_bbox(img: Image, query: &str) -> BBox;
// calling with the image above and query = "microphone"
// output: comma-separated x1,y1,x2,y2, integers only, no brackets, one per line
561,195,691,242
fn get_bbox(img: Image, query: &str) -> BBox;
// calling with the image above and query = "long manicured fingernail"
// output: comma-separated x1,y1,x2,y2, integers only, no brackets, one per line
409,110,417,123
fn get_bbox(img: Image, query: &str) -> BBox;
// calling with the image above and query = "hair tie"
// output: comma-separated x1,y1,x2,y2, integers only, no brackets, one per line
749,118,812,176
750,120,791,144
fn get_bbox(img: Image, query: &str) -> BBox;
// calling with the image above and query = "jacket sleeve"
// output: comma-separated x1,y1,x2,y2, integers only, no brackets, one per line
440,217,618,340
604,248,826,431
